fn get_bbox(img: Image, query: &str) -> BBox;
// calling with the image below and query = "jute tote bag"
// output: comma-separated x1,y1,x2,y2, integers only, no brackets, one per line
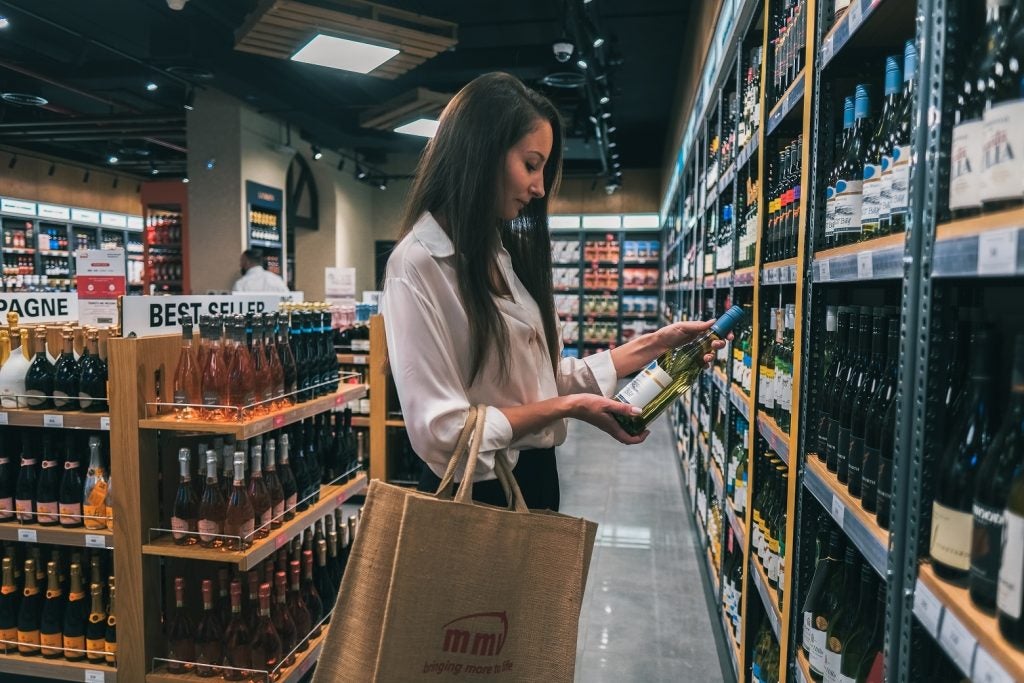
312,405,598,682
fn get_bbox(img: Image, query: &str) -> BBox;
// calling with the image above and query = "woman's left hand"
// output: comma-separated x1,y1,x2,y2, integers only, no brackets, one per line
656,319,731,367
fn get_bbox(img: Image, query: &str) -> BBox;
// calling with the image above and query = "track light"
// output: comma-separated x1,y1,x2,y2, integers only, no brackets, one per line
599,95,610,105
182,177,190,183
112,177,119,189
378,179,388,191
356,165,368,180
7,156,16,169
83,171,90,183
588,114,598,125
311,145,323,160
47,163,55,176
108,155,119,164
150,163,159,175
608,141,617,148
593,36,605,48
611,152,620,160
146,82,159,92
607,125,617,133
183,88,195,111
0,16,10,29
601,111,611,119
337,158,345,172
577,58,589,70
205,158,216,170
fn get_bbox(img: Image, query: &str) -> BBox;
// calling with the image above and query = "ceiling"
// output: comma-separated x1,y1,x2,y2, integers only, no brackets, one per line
0,0,690,180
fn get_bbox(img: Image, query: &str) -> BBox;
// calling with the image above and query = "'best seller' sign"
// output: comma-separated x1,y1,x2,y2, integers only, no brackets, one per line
120,293,303,337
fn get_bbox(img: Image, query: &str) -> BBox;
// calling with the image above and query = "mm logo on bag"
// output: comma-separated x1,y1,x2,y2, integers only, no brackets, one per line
441,611,509,657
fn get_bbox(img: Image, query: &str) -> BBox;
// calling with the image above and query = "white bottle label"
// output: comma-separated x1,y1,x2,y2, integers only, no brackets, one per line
833,179,864,234
198,518,220,543
615,360,674,408
825,187,837,237
835,0,852,11
879,154,895,219
997,509,1024,619
949,119,984,210
171,516,191,540
809,625,827,674
930,501,973,570
981,99,1024,204
837,674,857,683
861,163,884,224
889,145,912,215
803,611,813,650
824,648,842,683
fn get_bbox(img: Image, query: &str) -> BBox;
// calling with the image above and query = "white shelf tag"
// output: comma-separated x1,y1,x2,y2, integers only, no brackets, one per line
913,579,943,637
85,534,106,549
352,355,368,365
99,416,110,431
973,645,1014,683
848,0,864,29
978,229,1017,275
819,259,831,281
822,34,834,64
0,412,8,426
43,414,64,428
17,528,37,543
857,252,874,279
830,494,845,527
939,610,977,675
84,670,106,683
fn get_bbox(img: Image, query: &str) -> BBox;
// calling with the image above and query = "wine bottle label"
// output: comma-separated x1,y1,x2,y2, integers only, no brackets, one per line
36,501,59,525
171,516,193,540
889,145,912,215
173,389,186,405
803,611,813,649
847,435,865,488
40,631,62,655
83,503,107,529
105,640,117,663
78,392,103,410
734,485,746,511
980,99,1024,203
837,427,851,473
824,645,843,683
15,498,33,521
86,637,105,656
202,389,219,407
837,673,857,683
0,496,13,519
64,633,86,654
930,501,973,570
861,445,880,504
53,391,70,408
825,188,836,236
24,389,46,408
997,509,1024,619
614,360,673,408
809,620,827,673
949,119,983,210
833,179,864,234
970,501,1005,603
18,629,40,652
861,163,884,224
59,502,82,525
758,367,775,407
879,154,894,219
0,626,16,645
198,518,222,542
777,371,792,411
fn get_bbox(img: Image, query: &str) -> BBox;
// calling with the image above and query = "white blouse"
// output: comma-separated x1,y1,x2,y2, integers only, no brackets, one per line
381,212,618,482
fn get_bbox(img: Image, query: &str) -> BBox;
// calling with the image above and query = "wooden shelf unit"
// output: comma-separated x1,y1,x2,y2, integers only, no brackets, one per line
0,521,113,548
0,649,116,682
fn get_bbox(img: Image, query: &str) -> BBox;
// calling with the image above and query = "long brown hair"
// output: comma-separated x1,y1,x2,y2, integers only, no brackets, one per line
396,72,563,383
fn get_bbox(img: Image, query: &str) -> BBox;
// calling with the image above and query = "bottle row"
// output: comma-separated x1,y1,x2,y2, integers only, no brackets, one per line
145,214,183,245
771,0,807,102
331,302,374,353
0,543,115,665
0,326,108,411
757,305,797,433
164,511,355,679
168,416,361,550
171,306,340,421
0,430,111,530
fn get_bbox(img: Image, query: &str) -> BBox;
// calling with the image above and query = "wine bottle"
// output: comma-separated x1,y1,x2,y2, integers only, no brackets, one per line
274,435,298,522
277,315,298,402
315,537,336,616
262,439,285,528
216,568,231,628
861,311,899,512
165,577,195,673
0,557,16,653
78,329,107,412
198,449,226,548
980,0,1024,212
194,579,224,677
885,40,918,235
949,0,1013,218
803,530,844,672
326,524,343,590
52,328,79,410
228,315,256,415
172,315,201,419
224,451,255,551
834,85,872,245
825,97,857,246
263,313,285,406
104,579,116,666
290,427,311,513
826,564,876,683
39,561,62,658
221,579,251,681
199,316,226,420
58,434,84,527
0,440,14,523
299,549,323,638
249,582,282,676
221,441,234,503
271,570,297,667
247,443,272,539
35,434,60,526
0,328,30,409
759,308,778,415
172,448,199,545
839,581,886,682
16,558,41,655
85,581,105,663
971,335,1024,608
15,432,37,525
24,328,55,410
287,560,311,652
861,58,901,241
837,309,872,483
63,562,86,661
848,309,887,498
82,437,108,531
305,418,322,498
931,328,994,580
614,306,744,436
248,315,272,411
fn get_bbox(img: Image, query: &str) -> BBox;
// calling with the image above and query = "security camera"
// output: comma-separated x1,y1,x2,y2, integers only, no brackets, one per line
553,41,574,63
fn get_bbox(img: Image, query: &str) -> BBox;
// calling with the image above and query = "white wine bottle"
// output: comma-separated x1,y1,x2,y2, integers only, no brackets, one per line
615,306,745,436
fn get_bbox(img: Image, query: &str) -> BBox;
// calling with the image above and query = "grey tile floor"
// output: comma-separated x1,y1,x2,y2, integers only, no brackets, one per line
561,418,728,683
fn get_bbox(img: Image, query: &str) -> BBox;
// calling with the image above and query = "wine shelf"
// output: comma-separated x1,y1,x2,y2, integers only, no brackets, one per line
351,415,370,428
384,418,405,428
795,650,814,683
336,352,368,366
145,622,328,683
766,69,806,136
710,457,725,500
717,161,736,197
751,556,782,641
819,0,895,69
803,456,888,577
712,367,728,393
811,232,906,283
756,411,790,465
726,503,746,550
932,207,1024,279
735,133,759,173
141,474,366,570
138,384,367,439
914,562,1024,682
706,546,721,597
0,408,110,431
761,257,798,285
0,650,116,682
729,383,751,422
721,608,741,679
0,520,113,548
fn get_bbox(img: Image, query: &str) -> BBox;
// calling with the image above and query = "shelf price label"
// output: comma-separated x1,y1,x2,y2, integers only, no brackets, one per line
0,412,8,426
273,414,286,428
913,579,944,637
978,229,1017,276
857,252,874,279
84,670,106,683
848,0,864,29
100,417,110,431
939,610,977,675
830,494,846,527
973,645,1014,683
819,259,831,281
351,355,367,365
275,534,290,549
43,414,64,428
85,534,107,549
17,528,37,543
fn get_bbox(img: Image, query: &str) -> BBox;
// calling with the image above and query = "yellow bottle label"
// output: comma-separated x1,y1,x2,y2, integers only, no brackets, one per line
105,640,117,664
0,626,16,649
17,629,40,653
86,637,105,658
40,631,63,656
63,634,86,658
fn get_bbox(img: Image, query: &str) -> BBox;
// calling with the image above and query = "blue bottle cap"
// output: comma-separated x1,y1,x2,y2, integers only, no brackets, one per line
843,96,855,130
854,85,871,119
903,40,918,83
884,57,902,96
711,305,745,337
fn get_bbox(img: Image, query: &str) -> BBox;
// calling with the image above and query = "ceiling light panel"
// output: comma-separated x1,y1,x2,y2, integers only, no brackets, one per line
291,34,399,74
394,118,439,138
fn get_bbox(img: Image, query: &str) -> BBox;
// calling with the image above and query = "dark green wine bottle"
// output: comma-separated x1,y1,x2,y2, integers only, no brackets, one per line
823,549,864,681
862,311,900,513
837,309,872,484
848,308,887,498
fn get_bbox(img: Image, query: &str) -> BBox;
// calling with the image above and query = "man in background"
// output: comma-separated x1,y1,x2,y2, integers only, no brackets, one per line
234,248,289,292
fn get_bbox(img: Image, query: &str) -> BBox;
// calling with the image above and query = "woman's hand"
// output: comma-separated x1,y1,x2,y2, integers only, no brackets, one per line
565,394,650,445
656,319,731,367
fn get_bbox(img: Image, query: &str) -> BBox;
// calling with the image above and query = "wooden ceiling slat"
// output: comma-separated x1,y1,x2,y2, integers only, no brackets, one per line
247,28,302,51
236,43,291,60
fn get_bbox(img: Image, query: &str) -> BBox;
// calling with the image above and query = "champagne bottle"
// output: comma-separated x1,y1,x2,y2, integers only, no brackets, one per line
165,577,195,673
803,530,845,672
614,306,744,436
0,557,16,653
85,582,105,663
17,558,41,655
288,560,311,652
82,437,108,531
77,329,107,412
172,315,201,419
972,335,1024,608
271,570,297,667
224,451,255,551
276,435,298,521
290,427,311,513
247,443,272,539
931,329,994,580
300,549,323,637
24,328,55,410
198,449,226,548
52,328,79,410
39,561,63,658
172,448,199,545
15,432,37,525
0,440,14,523
59,434,84,527
104,579,116,666
222,579,251,681
62,562,87,661
277,315,298,402
263,439,285,528
194,579,223,677
35,434,60,526
249,582,282,674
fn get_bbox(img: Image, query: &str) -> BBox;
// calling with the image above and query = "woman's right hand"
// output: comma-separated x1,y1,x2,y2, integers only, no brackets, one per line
566,394,650,445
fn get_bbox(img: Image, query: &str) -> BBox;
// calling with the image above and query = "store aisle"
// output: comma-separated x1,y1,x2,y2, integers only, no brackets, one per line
561,418,728,683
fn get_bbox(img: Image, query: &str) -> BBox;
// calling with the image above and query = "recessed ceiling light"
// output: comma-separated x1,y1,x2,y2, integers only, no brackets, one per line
146,82,159,92
108,155,119,164
182,177,190,184
601,112,611,119
607,125,617,133
599,95,610,105
608,141,617,148
291,34,399,74
577,58,589,70
593,37,605,49
394,117,439,138
0,17,10,29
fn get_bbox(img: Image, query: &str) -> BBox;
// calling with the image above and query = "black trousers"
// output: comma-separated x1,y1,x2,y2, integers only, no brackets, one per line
416,447,560,511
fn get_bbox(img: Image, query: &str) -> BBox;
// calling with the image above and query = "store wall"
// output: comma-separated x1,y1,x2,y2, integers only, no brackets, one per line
551,169,661,215
0,148,143,215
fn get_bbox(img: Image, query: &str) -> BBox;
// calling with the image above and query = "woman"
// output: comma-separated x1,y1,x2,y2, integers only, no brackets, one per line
382,72,725,511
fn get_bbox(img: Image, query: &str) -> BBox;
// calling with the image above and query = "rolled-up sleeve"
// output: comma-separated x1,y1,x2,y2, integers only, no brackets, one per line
555,350,619,398
382,277,514,482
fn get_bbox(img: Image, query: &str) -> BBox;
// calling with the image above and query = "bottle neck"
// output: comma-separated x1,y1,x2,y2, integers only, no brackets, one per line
233,461,245,486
